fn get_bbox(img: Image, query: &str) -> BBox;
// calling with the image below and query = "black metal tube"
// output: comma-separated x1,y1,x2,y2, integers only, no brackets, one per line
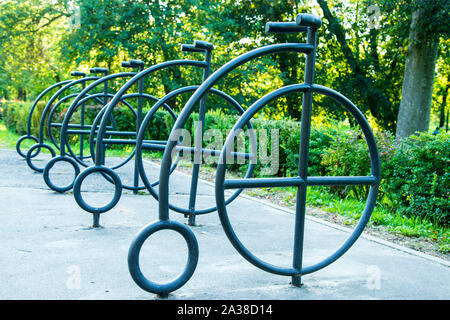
295,13,322,29
80,78,86,159
133,62,145,194
224,177,305,189
69,130,136,136
265,21,308,33
188,45,213,225
307,176,377,186
292,27,318,287
50,123,113,130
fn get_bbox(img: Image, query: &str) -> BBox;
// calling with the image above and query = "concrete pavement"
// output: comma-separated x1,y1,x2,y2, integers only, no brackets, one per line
0,148,448,300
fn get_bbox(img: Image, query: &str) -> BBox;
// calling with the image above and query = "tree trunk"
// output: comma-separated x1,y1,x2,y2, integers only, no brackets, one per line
17,87,26,101
396,9,439,140
439,74,449,128
277,51,301,119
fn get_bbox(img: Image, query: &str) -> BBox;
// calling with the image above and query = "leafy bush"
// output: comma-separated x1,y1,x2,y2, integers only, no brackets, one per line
320,127,386,200
383,132,449,225
3,101,34,136
321,128,449,226
3,100,448,225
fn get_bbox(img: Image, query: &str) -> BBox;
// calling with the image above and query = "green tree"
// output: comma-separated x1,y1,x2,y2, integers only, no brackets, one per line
394,0,450,139
315,0,408,131
59,0,211,109
0,0,70,100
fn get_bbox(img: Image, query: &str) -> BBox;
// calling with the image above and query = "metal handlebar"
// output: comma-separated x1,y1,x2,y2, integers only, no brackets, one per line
89,67,109,74
265,21,308,33
121,60,145,69
295,13,322,28
265,13,322,34
70,71,86,77
121,61,132,68
193,40,214,51
181,44,205,53
181,40,214,53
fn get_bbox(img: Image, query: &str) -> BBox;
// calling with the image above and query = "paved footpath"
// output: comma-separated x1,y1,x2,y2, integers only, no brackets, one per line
0,148,448,300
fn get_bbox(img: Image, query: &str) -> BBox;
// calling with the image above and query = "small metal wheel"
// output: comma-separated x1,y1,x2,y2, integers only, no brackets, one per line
73,165,122,226
127,220,199,297
43,156,81,193
25,143,56,173
16,135,39,159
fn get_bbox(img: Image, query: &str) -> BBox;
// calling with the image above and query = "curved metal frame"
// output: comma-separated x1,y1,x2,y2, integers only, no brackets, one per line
128,14,381,297
16,79,73,158
134,85,256,217
46,92,107,159
86,93,165,171
43,70,140,192
25,76,100,172
72,46,217,227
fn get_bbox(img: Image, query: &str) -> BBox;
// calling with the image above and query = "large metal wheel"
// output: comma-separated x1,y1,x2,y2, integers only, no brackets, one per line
135,85,256,217
215,84,380,278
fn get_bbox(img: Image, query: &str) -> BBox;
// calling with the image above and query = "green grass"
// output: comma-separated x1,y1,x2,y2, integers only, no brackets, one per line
0,121,161,160
247,185,449,254
0,121,22,149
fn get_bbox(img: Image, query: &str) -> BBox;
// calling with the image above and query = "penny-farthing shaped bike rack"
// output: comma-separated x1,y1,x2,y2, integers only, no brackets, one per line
72,41,224,228
43,61,151,194
15,74,76,159
134,42,256,227
128,13,380,297
44,67,111,168
25,72,103,172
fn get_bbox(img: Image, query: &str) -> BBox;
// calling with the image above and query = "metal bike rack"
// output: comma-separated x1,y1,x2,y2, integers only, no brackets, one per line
134,41,256,226
43,68,109,165
128,13,381,297
72,40,251,228
15,72,83,159
42,60,154,194
24,71,104,172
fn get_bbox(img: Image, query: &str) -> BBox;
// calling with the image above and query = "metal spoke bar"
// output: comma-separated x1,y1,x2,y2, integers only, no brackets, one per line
224,177,305,189
142,143,254,160
50,123,114,130
70,130,137,136
95,139,167,146
307,176,377,186
223,175,377,190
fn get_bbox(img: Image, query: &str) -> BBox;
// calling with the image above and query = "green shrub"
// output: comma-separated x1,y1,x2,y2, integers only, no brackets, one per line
322,128,374,200
321,127,449,226
383,132,449,225
3,101,33,136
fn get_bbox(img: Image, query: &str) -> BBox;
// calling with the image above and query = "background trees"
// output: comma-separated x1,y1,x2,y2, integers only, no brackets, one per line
0,0,70,99
0,0,448,137
393,0,449,140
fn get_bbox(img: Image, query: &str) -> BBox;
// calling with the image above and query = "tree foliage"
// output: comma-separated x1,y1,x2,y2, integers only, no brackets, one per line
0,0,448,133
0,0,70,99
